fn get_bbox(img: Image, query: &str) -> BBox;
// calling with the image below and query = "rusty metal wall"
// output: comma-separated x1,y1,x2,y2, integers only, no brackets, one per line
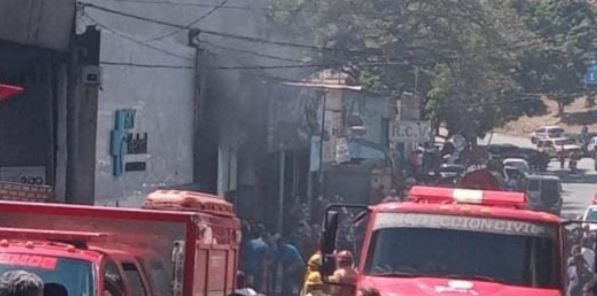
0,0,75,51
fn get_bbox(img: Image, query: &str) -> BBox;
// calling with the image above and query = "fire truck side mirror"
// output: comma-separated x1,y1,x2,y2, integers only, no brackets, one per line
321,210,340,277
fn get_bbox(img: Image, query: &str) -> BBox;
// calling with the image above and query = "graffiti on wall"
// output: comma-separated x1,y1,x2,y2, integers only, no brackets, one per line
110,109,149,177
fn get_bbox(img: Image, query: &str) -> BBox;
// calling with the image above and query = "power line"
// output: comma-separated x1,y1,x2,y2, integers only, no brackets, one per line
203,40,305,63
149,0,230,41
100,0,380,16
101,61,194,69
78,2,379,55
100,60,408,70
84,14,193,61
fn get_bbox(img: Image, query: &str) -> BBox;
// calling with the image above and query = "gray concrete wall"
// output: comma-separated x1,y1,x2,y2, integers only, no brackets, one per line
80,25,195,206
0,0,75,51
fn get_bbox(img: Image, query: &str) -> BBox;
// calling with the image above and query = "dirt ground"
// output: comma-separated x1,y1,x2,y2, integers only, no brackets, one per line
497,96,597,136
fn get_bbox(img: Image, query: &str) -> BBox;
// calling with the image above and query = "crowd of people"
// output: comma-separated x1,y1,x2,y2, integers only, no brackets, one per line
238,217,367,296
567,226,597,296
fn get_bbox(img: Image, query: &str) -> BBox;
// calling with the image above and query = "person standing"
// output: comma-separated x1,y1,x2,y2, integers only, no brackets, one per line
243,224,269,292
273,237,305,296
582,237,596,272
568,245,593,296
303,273,330,296
0,270,44,296
329,250,357,296
558,145,567,169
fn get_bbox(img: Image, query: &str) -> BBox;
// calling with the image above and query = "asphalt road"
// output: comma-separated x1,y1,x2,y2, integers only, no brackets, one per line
481,133,597,218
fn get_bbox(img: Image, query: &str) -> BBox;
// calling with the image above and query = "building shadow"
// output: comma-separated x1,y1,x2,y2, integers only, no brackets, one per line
561,109,597,126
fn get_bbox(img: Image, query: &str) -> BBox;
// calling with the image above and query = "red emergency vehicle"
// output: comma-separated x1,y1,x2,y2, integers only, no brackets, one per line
0,189,240,296
320,186,571,296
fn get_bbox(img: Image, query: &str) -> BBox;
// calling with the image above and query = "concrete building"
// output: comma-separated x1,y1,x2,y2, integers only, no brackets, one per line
79,1,197,206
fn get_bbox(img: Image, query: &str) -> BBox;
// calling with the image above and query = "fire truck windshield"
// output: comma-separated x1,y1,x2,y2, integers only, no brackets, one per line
0,254,94,295
366,213,560,289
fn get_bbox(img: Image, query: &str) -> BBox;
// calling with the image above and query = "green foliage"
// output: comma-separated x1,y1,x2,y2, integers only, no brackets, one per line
265,0,596,137
512,0,597,113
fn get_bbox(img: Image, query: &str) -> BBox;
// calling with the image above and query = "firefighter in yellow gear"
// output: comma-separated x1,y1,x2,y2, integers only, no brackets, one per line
328,250,357,296
301,252,329,296
304,273,331,296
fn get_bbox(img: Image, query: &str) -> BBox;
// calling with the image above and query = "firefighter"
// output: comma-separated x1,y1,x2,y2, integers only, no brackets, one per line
303,273,330,296
329,250,357,296
301,252,323,296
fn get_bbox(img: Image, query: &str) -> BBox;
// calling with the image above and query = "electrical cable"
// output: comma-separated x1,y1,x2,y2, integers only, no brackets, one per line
100,60,408,70
202,40,304,63
78,2,382,55
84,14,193,61
149,0,230,41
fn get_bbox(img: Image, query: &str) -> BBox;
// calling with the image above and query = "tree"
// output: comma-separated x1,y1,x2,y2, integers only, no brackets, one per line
512,0,597,114
266,0,541,139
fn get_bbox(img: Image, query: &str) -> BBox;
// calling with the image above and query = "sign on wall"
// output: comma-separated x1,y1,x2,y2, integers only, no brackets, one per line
0,166,46,185
389,121,432,142
110,109,149,177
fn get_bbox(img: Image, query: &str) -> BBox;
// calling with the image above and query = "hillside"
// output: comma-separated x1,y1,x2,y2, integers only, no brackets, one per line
498,97,597,136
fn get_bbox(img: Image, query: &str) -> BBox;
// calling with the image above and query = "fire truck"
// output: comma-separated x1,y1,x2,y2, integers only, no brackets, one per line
0,188,241,296
320,185,587,296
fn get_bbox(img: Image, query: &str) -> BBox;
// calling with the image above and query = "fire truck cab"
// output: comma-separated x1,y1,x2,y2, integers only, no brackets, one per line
320,186,582,296
0,189,241,296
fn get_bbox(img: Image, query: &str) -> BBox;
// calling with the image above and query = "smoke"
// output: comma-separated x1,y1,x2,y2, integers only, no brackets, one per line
196,0,315,150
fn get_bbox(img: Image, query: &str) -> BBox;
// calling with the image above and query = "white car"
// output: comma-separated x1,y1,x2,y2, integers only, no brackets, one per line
583,205,597,231
530,125,565,144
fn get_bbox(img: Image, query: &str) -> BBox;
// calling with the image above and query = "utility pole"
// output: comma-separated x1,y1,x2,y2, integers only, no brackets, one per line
188,29,204,185
318,90,327,202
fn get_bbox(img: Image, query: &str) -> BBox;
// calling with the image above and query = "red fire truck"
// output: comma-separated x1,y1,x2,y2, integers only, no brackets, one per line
320,186,585,296
0,189,241,296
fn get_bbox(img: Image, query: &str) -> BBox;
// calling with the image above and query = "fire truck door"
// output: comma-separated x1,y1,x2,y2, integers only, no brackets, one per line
102,258,127,296
121,261,150,296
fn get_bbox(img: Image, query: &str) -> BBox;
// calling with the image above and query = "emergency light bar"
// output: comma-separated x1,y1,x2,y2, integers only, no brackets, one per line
409,186,528,208
0,227,108,243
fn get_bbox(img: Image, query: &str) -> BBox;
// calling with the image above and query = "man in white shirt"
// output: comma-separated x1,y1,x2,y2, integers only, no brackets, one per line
582,237,596,272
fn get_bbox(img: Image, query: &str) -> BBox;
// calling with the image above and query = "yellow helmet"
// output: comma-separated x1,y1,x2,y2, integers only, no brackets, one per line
308,253,322,269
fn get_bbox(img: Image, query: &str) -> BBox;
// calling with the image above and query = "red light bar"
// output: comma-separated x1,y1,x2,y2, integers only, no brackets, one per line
409,186,528,208
0,84,24,102
592,194,597,205
0,227,108,243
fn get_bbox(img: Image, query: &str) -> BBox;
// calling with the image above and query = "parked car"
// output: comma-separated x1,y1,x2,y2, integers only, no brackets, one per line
525,175,563,216
502,158,530,175
487,144,519,160
582,205,597,231
537,137,580,158
530,125,565,144
438,164,466,178
515,148,550,172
